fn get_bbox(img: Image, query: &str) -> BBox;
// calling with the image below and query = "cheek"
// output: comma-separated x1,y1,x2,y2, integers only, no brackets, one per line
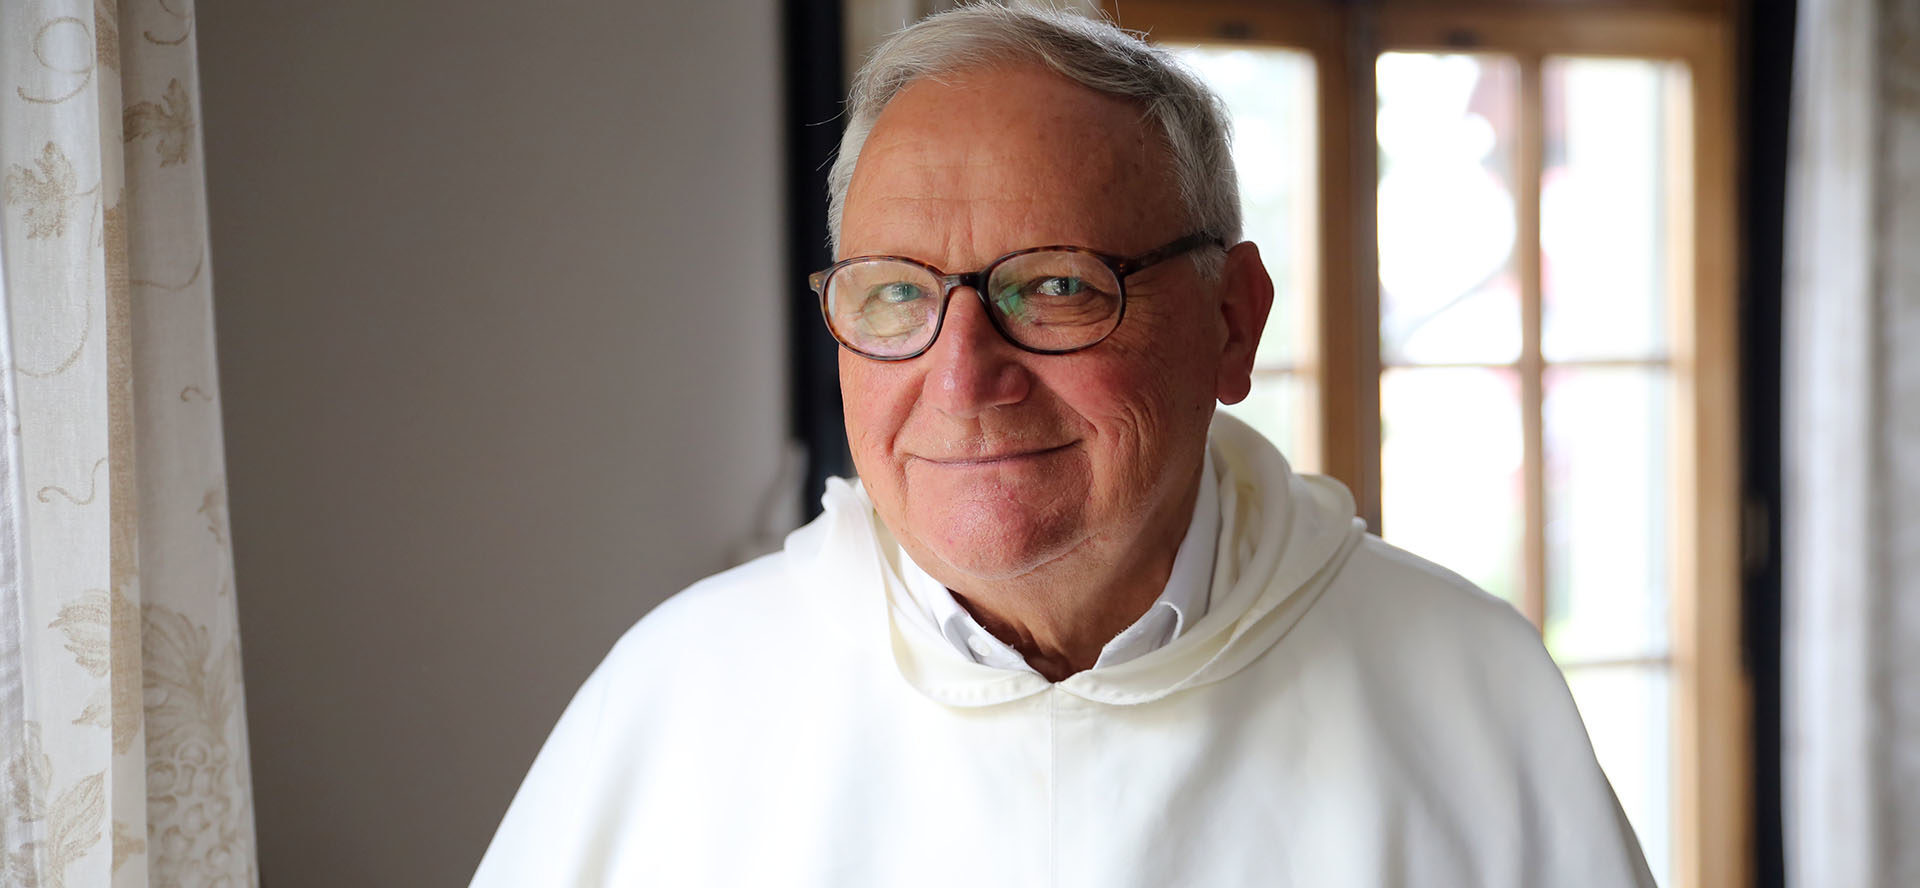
838,356,913,472
1054,357,1179,455
1126,305,1225,413
1058,318,1218,485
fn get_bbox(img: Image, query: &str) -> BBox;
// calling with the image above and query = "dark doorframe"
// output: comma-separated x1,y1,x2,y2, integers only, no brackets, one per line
785,0,854,517
1738,0,1793,883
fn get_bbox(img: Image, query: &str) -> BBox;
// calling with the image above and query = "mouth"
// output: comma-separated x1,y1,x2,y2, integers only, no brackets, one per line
914,442,1075,467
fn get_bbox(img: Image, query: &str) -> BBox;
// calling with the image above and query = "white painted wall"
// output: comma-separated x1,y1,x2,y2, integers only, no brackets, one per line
198,1,789,883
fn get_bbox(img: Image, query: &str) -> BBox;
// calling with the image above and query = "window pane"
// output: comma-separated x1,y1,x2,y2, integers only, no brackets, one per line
1380,367,1524,605
1172,45,1316,371
1377,53,1522,366
1564,664,1672,888
1221,373,1312,470
1541,57,1684,362
1544,367,1671,662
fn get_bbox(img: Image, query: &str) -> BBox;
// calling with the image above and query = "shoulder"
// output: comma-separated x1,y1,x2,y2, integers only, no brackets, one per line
1297,536,1652,885
1313,535,1581,729
589,541,884,699
598,549,809,673
1324,534,1529,629
472,551,822,885
1329,535,1545,663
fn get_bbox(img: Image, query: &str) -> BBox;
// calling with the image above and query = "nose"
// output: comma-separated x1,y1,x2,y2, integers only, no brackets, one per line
920,286,1032,418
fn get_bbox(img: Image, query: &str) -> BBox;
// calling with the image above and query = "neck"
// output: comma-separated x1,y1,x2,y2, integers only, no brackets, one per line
940,468,1204,682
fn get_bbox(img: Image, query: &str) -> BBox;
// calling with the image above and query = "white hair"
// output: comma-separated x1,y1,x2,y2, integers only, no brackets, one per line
826,2,1241,278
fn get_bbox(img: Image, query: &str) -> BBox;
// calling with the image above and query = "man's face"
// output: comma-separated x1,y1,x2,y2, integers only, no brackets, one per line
837,64,1247,585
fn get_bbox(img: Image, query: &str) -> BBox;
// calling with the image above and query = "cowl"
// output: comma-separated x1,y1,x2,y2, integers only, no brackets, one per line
783,411,1367,708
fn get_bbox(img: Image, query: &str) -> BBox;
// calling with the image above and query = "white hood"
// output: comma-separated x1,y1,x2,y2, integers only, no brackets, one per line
783,411,1367,708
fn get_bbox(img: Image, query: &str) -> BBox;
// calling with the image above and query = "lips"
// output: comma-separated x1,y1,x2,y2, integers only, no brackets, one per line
912,442,1074,466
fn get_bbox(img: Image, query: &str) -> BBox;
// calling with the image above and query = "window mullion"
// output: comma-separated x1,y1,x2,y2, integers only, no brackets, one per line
1325,5,1382,534
1519,53,1548,632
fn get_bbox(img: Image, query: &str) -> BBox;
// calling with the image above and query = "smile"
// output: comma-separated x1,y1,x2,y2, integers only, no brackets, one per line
915,442,1074,467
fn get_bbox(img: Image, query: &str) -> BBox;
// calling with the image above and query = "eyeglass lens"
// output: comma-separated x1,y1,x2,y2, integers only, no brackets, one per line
824,251,1124,358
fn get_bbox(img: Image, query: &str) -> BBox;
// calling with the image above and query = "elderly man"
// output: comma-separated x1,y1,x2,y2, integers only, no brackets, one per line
472,6,1653,886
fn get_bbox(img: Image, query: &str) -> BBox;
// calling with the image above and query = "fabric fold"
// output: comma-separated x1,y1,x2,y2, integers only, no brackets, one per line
803,411,1366,708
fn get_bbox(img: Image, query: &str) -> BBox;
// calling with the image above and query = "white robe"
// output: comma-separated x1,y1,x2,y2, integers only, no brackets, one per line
471,413,1654,887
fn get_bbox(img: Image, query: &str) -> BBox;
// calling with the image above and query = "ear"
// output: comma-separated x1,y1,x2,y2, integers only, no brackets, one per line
1213,241,1276,405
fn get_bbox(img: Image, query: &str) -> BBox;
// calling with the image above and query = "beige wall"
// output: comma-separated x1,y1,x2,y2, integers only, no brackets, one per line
199,1,789,884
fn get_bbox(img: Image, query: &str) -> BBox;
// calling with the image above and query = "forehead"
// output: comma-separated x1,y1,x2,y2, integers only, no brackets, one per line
841,64,1182,263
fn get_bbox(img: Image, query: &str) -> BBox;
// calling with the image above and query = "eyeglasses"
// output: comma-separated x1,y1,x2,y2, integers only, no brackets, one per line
809,232,1223,361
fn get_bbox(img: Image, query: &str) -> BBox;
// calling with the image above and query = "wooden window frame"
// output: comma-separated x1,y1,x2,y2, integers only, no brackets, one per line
1105,3,1749,887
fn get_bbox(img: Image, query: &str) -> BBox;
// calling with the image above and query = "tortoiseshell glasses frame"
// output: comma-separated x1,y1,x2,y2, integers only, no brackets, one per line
809,232,1225,361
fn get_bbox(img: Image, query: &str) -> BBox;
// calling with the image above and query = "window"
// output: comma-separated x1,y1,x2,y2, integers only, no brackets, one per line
1119,3,1747,887
1177,45,1320,465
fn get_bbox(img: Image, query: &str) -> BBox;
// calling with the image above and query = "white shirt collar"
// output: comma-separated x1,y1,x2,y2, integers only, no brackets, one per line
896,447,1220,674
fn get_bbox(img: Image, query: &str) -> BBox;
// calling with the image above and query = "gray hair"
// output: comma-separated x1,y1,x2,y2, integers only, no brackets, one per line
826,3,1241,278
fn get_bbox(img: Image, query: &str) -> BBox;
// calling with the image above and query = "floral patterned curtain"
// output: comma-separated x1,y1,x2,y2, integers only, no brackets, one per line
1,1,257,886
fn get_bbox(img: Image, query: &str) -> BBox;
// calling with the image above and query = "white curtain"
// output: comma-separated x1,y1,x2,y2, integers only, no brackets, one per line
0,1,257,886
1782,0,1920,882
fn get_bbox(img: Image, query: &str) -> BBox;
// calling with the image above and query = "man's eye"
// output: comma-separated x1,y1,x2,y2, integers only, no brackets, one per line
870,281,926,304
996,277,1099,321
1032,276,1087,298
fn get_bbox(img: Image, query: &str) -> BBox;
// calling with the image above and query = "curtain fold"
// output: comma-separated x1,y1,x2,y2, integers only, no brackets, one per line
1782,0,1920,883
1,1,257,885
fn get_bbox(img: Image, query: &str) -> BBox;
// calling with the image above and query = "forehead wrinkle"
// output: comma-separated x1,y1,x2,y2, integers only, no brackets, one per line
854,156,1141,258
843,66,1186,266
856,196,1126,270
866,98,1135,189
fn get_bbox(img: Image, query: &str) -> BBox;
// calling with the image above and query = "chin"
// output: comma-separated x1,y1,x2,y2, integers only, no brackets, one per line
908,493,1087,583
